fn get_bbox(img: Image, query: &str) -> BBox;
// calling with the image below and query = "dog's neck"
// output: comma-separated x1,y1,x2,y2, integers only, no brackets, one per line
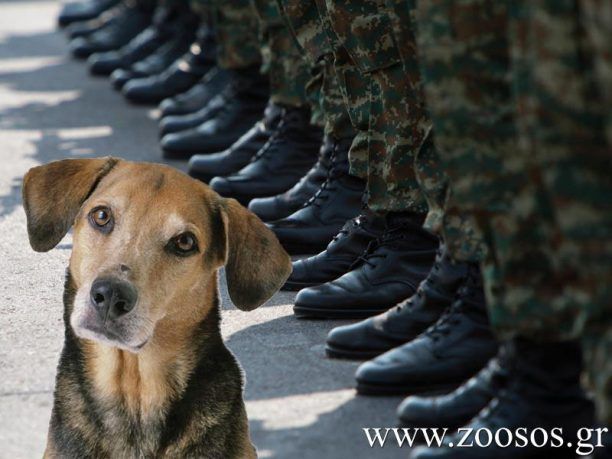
65,271,221,423
82,321,201,420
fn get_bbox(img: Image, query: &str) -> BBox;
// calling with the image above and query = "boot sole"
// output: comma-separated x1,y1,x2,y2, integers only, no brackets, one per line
293,304,388,320
324,344,383,361
356,380,460,397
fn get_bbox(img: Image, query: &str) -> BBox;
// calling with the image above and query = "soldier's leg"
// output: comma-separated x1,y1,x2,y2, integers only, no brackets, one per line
410,2,603,456
320,4,495,400
263,0,366,260
580,0,612,429
507,0,612,427
325,0,429,215
207,0,260,70
251,0,310,108
161,0,271,158
207,0,325,207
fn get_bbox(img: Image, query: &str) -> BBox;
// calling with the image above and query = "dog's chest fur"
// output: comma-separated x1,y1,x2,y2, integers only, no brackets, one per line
48,273,250,458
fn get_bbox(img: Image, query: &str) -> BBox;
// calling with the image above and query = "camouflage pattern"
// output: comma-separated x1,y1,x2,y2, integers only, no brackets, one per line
277,0,357,140
324,0,401,73
277,0,334,61
415,0,518,216
332,48,370,180
415,0,587,339
317,56,357,140
414,129,447,233
206,0,261,69
507,0,612,423
579,0,612,425
323,0,429,213
415,0,611,422
251,0,311,107
581,0,612,145
367,61,429,213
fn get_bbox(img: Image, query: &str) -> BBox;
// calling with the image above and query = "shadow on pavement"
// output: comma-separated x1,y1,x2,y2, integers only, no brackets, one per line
0,22,409,459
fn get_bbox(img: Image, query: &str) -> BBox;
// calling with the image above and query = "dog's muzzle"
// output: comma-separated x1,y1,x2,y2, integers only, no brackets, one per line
90,277,138,320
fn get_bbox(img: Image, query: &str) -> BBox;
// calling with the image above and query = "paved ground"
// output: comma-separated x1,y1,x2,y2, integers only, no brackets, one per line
0,2,406,458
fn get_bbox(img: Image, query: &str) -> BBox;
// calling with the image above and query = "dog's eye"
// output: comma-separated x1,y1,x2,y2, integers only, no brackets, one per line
89,206,113,232
168,232,198,256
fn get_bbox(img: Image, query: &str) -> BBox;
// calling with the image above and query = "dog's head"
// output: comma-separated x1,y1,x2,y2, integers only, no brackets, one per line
22,158,291,353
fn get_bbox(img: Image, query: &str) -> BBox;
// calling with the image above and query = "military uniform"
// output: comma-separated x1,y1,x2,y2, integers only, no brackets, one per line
277,0,356,140
193,0,261,70
508,0,612,424
415,0,611,425
278,0,441,214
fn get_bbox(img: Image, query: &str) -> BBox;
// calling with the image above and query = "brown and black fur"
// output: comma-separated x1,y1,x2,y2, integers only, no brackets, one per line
49,274,250,458
22,157,292,458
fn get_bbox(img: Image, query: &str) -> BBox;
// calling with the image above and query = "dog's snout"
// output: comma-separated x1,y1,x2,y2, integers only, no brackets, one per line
90,278,138,320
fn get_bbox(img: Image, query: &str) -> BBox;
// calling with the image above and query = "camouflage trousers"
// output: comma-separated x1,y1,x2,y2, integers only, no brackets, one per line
192,0,317,111
192,0,261,69
509,0,612,425
277,0,355,139
416,0,612,423
323,0,429,213
251,0,312,107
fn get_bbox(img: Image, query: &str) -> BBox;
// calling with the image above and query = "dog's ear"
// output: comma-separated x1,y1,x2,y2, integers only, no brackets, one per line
22,157,119,252
211,198,292,311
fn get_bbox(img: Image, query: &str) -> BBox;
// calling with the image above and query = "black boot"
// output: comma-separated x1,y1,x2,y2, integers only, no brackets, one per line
248,135,334,222
158,79,228,136
282,212,385,291
267,138,365,255
161,66,269,158
188,102,282,183
69,3,153,59
58,0,120,28
65,12,116,40
121,25,216,104
397,346,511,429
325,244,468,359
209,107,322,204
354,264,498,395
411,339,595,459
293,213,438,319
110,20,198,90
159,66,228,117
89,4,188,77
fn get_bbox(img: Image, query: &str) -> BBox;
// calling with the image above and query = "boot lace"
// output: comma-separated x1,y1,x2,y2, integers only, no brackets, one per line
424,265,481,341
301,147,344,209
349,221,417,270
386,246,446,316
330,208,369,243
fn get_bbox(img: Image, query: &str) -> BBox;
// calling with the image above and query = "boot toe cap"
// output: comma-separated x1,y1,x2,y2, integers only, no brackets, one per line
248,196,281,222
327,321,370,350
209,176,235,196
161,130,200,154
397,395,438,426
110,68,134,89
88,52,122,75
294,282,347,309
122,78,160,103
69,37,94,58
159,115,189,136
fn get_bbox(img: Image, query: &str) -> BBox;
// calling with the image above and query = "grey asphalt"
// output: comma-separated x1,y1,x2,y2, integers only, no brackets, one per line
0,2,408,458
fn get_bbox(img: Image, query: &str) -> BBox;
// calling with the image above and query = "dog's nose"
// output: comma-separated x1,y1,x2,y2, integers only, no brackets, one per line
90,278,138,320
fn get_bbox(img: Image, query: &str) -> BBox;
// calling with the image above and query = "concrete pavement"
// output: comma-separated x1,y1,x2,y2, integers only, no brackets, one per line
0,2,407,458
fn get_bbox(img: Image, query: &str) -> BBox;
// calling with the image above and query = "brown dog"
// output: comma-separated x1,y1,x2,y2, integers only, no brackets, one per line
22,157,292,458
